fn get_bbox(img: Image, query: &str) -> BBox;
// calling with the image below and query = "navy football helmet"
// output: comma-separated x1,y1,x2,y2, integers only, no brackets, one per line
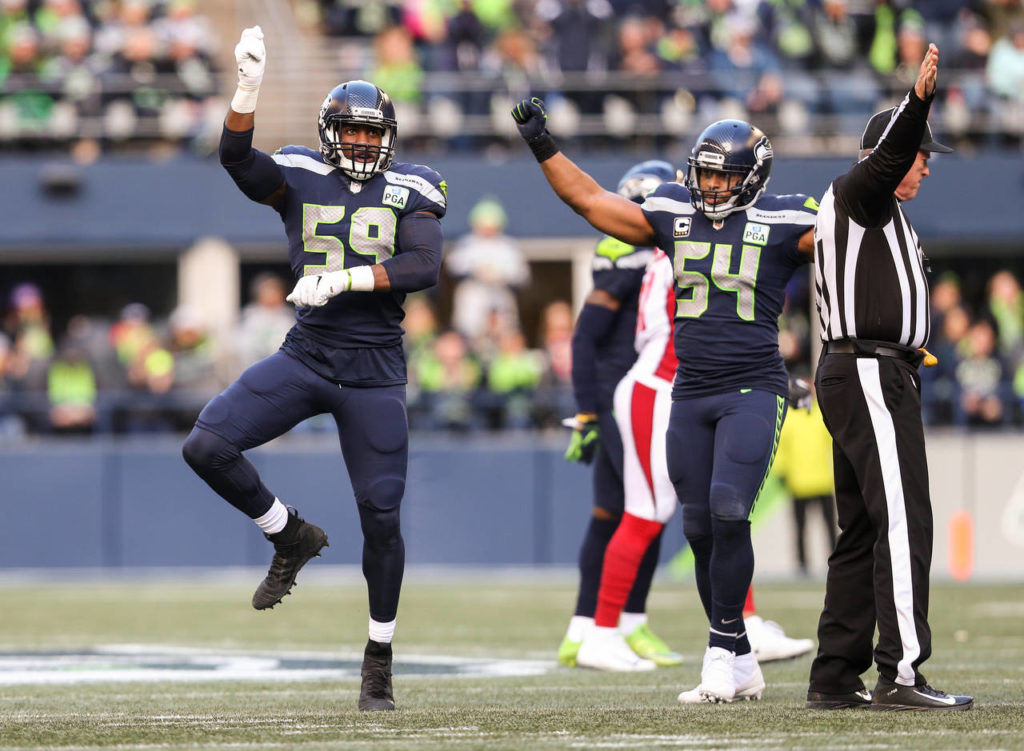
318,80,398,180
685,120,773,220
616,159,677,204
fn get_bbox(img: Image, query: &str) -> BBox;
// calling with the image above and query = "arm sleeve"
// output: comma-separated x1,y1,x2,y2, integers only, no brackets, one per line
838,89,932,226
570,303,618,415
219,125,286,204
383,211,444,292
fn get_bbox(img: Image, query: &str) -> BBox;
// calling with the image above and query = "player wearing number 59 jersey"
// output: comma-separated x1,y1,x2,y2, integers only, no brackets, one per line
183,26,446,713
511,102,815,703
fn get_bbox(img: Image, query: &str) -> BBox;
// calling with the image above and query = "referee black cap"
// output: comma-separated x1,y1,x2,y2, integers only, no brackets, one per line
860,108,954,153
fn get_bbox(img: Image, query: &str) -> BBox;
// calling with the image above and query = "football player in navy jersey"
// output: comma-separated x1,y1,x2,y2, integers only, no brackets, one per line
182,27,446,712
560,160,684,673
513,100,816,703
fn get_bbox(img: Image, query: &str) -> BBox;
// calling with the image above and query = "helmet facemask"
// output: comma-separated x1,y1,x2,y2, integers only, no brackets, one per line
685,124,773,220
318,83,398,180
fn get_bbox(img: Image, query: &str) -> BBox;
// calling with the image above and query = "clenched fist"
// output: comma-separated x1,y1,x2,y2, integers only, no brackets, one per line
235,26,265,90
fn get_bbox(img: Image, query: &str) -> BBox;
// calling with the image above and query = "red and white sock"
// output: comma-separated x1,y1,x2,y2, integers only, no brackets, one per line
594,513,664,628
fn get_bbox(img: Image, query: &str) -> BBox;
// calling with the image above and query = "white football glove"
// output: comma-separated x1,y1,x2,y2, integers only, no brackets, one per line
234,26,265,89
286,271,350,308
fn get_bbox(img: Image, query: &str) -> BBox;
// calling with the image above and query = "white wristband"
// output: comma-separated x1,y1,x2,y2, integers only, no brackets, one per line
231,85,260,114
347,265,375,292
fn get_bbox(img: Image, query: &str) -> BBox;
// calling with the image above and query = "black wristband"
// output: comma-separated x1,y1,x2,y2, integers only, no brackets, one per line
527,132,559,163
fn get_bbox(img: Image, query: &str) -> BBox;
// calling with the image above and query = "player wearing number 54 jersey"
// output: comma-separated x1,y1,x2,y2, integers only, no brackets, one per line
511,101,816,703
183,26,445,713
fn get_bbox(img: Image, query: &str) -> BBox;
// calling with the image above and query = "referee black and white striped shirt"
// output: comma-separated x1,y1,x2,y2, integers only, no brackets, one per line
814,90,951,349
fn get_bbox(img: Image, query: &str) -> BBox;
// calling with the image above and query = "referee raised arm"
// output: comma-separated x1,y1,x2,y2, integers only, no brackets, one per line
806,44,973,712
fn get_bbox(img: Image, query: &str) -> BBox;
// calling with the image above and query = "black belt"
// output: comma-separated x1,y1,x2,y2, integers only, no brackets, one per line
823,339,926,367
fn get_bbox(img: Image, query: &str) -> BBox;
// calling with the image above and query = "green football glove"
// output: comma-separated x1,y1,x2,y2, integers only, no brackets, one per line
563,413,600,464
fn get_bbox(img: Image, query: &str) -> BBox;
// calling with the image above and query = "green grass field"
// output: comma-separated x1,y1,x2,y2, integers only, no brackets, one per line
0,570,1021,750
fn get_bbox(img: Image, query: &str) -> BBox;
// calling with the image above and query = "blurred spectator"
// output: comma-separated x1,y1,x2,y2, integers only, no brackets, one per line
986,268,1024,359
445,196,530,344
412,329,482,431
956,318,1006,428
757,0,815,71
484,326,543,429
540,0,614,116
921,303,970,426
0,23,58,139
317,0,402,37
534,299,575,423
47,332,97,434
234,273,294,372
986,18,1024,142
370,25,423,106
771,382,837,577
3,282,54,392
167,304,218,393
708,13,783,117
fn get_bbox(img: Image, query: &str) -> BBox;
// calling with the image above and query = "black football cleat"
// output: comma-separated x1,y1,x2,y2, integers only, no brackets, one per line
806,687,872,710
871,675,973,711
359,639,396,711
252,508,328,610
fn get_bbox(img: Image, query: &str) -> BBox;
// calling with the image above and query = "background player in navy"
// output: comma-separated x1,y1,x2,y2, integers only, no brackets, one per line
559,161,683,672
181,27,446,712
512,100,815,702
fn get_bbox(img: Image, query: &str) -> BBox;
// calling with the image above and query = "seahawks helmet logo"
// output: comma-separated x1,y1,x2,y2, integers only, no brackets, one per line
754,137,773,164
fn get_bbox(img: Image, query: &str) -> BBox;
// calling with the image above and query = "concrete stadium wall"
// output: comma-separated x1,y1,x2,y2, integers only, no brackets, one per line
1,433,1022,580
2,154,1022,254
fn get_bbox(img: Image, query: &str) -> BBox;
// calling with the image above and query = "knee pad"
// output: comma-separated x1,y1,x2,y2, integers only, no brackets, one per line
356,476,405,513
709,482,752,522
182,426,238,473
357,504,402,547
682,503,711,541
710,516,751,546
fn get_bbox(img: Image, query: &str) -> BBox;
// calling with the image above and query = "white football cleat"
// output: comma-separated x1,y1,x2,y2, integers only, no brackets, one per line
678,649,763,704
698,646,736,703
745,615,814,662
733,651,765,701
576,626,657,672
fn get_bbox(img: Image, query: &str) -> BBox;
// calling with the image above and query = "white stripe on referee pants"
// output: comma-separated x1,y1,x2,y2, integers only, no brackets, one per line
856,358,921,686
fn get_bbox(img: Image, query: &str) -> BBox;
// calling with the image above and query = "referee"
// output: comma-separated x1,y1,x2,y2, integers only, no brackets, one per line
806,44,972,711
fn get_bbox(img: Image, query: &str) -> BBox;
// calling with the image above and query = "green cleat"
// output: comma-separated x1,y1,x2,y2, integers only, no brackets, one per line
624,623,684,667
557,634,582,667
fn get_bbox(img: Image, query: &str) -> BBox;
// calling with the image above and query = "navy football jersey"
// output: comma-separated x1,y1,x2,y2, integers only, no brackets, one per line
268,146,447,385
641,184,816,399
590,235,654,408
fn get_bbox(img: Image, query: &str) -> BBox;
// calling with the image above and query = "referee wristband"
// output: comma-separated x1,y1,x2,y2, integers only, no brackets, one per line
527,133,559,163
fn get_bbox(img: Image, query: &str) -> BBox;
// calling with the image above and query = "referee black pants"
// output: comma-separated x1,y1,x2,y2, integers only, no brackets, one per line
809,352,933,693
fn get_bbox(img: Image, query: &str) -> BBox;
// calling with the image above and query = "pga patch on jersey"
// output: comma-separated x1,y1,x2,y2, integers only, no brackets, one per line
382,185,409,210
742,222,770,245
673,217,692,238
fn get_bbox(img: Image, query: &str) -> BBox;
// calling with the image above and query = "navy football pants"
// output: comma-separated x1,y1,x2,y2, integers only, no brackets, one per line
182,350,408,622
666,389,786,642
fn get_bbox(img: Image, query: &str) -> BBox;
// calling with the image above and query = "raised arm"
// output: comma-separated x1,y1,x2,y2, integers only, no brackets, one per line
838,44,939,224
220,26,286,207
511,99,657,248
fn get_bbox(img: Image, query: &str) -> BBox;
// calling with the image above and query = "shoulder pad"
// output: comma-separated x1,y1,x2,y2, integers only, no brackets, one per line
272,146,334,175
385,162,447,216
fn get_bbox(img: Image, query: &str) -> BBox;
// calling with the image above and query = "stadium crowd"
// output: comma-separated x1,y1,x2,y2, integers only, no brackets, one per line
0,0,221,155
3,0,1024,153
4,251,1024,436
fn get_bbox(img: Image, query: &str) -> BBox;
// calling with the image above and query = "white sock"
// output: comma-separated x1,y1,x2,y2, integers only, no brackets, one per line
566,615,594,642
618,612,648,636
369,617,396,644
254,498,288,535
